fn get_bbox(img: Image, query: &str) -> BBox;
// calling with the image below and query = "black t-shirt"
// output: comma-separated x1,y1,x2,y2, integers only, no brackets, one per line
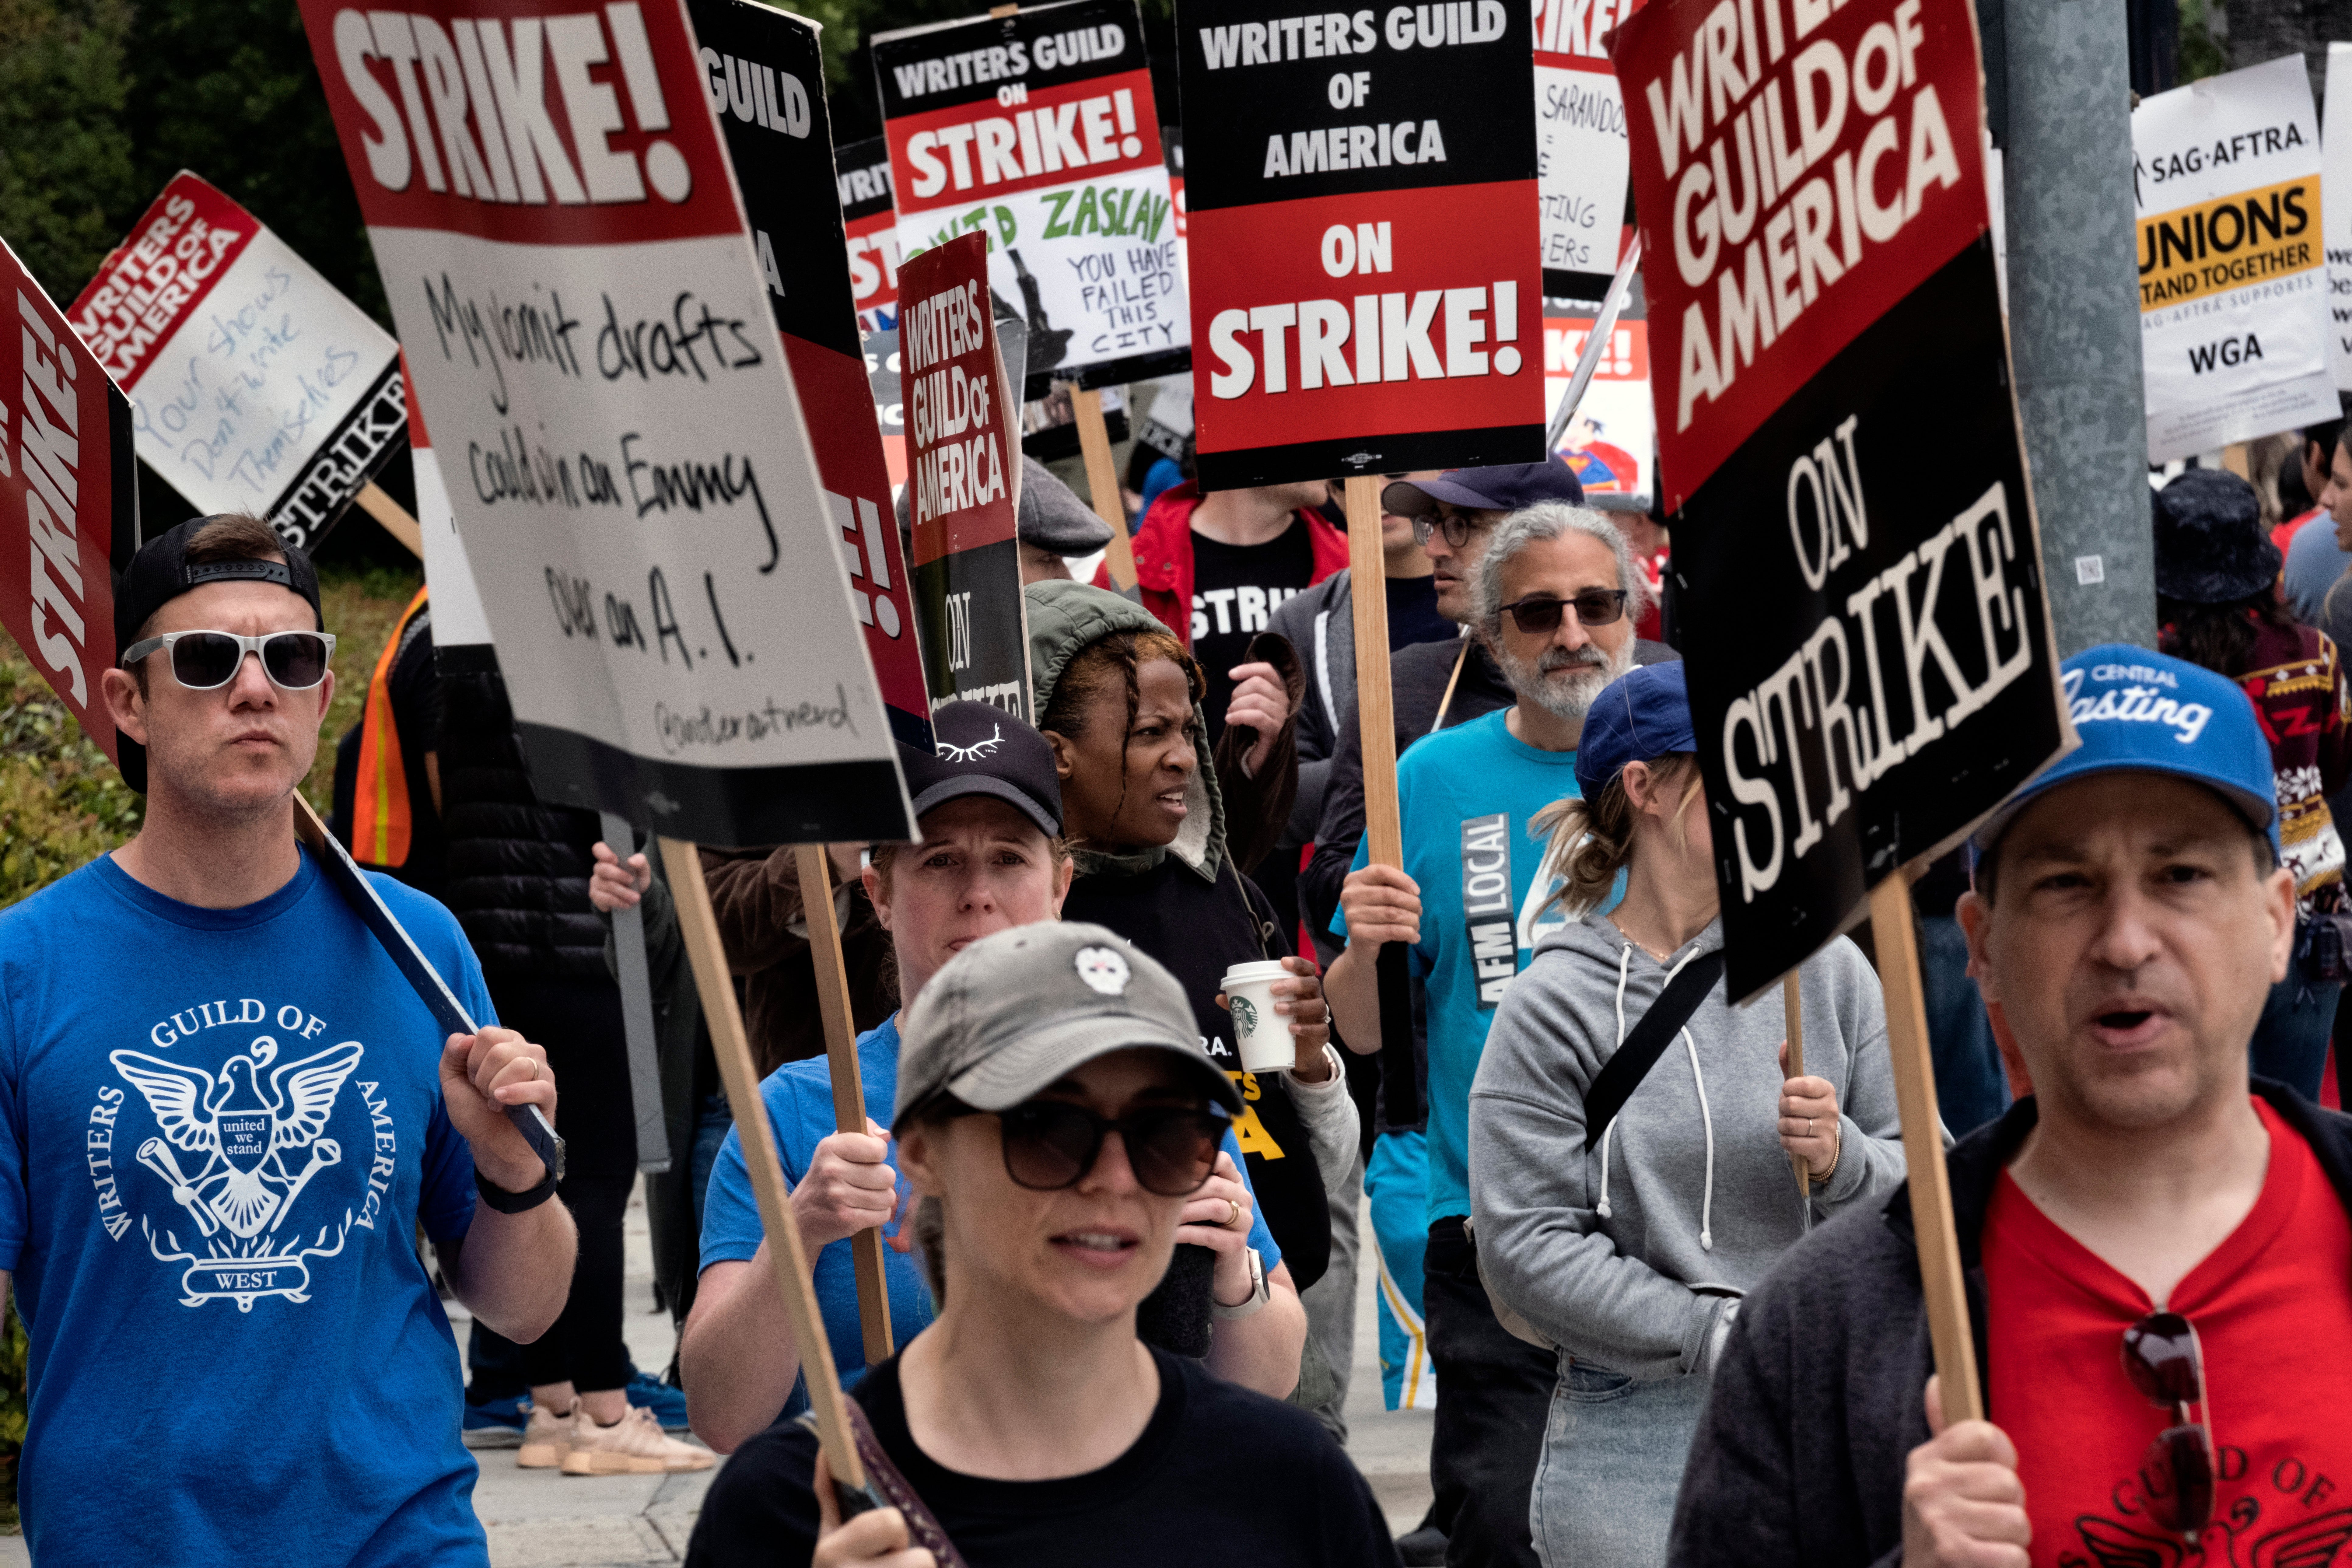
684,1347,1398,1567
1383,572,1447,652
1062,853,1332,1291
1190,520,1316,739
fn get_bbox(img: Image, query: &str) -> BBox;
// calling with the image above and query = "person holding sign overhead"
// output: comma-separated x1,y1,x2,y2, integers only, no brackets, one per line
1470,661,1906,1567
1669,646,2352,1568
685,923,1397,1567
0,516,574,1566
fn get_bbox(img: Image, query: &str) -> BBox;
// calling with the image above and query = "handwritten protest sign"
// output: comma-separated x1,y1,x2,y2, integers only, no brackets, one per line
901,233,1031,718
2,239,137,760
1536,0,1644,298
1546,295,1651,508
400,356,496,666
298,0,912,846
1617,0,2067,998
68,173,405,552
839,137,903,331
2134,55,2335,461
874,0,1188,393
692,0,930,751
1176,0,1542,485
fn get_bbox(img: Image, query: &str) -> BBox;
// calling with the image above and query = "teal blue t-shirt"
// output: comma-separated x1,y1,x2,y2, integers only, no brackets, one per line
1343,709,1586,1227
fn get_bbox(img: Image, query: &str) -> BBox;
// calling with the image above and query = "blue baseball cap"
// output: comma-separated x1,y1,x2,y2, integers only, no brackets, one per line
1575,662,1696,796
1382,460,1584,518
1970,643,2277,857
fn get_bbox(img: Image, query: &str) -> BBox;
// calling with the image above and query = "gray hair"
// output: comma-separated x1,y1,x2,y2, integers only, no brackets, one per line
1469,501,1652,639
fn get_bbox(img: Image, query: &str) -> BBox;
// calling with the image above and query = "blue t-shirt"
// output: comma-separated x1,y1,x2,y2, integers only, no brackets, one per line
2283,509,2351,625
1342,709,1585,1227
0,851,489,1567
701,1014,1284,1400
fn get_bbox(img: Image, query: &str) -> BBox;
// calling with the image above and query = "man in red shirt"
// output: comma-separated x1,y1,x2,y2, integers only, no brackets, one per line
1666,644,2352,1568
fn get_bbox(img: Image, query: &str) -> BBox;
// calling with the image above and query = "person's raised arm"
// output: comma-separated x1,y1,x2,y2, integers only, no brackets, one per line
435,1027,576,1341
681,1120,907,1452
1180,1151,1307,1397
1324,863,1422,1054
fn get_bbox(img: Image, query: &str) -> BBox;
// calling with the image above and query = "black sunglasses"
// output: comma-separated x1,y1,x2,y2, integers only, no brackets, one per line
2123,1311,2214,1538
958,1100,1227,1197
1498,590,1629,633
119,629,336,691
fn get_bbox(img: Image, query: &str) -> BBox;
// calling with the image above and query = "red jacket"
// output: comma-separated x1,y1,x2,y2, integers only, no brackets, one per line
1098,483,1351,648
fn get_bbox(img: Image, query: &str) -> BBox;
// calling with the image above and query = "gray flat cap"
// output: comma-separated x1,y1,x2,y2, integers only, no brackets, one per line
1019,457,1114,555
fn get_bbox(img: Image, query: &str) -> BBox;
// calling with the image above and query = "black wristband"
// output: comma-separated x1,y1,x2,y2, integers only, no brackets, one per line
475,1164,559,1214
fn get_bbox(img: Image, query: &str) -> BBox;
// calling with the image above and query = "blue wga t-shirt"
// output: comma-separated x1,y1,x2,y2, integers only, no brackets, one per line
1345,709,1585,1228
0,850,490,1567
702,1014,1286,1409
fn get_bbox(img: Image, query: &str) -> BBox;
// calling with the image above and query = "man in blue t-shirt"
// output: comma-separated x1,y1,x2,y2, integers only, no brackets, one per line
0,516,574,1566
1326,500,1646,1568
661,702,1304,1452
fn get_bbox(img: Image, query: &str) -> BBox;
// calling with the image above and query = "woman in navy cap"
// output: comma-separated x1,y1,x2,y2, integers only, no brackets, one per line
1465,662,1909,1567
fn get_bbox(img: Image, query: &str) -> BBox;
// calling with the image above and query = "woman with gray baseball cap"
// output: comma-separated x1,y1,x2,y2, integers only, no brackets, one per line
686,924,1398,1567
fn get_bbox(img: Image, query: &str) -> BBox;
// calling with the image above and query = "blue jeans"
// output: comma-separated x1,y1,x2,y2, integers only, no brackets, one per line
1918,915,2011,1136
689,1091,731,1239
2251,975,2338,1101
1529,1358,1709,1568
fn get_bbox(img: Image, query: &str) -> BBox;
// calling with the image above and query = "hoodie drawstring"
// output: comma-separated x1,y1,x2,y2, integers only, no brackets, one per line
1598,942,1703,1231
1682,1027,1715,1252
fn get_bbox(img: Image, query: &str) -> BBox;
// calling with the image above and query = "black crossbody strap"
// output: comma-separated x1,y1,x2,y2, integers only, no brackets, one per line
1581,948,1727,1152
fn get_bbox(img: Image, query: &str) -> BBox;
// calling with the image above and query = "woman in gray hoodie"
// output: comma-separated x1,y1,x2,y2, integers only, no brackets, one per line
1467,662,1908,1567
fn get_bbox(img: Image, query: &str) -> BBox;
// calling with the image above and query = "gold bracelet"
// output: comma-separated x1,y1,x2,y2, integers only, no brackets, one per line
1811,1122,1841,1187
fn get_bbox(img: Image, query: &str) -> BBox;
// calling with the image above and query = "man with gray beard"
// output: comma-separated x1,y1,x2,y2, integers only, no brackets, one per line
1323,501,1650,1568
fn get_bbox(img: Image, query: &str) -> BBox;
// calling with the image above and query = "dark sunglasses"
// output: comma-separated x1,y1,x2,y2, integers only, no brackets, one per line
1499,590,1629,633
958,1099,1227,1197
120,629,336,691
2122,1311,2214,1538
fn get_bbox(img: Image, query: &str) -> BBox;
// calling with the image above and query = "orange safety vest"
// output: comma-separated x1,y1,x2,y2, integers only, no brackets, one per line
353,586,431,868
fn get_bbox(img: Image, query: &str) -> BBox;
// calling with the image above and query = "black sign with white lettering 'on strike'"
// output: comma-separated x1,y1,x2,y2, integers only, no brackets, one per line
1614,0,2071,1001
1176,0,1542,485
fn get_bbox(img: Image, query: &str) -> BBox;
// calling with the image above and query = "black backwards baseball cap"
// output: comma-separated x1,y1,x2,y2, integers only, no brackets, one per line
111,515,325,794
898,699,1063,836
1382,461,1585,518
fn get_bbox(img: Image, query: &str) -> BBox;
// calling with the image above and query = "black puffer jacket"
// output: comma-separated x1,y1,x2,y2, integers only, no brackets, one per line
438,670,609,980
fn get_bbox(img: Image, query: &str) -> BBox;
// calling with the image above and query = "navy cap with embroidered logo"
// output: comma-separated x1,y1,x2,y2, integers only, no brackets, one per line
1381,461,1584,519
892,922,1241,1129
1575,662,1696,797
1971,643,2277,858
897,699,1062,836
111,515,325,795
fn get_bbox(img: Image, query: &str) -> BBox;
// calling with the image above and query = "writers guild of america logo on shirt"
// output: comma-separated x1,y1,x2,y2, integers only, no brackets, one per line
90,997,392,1312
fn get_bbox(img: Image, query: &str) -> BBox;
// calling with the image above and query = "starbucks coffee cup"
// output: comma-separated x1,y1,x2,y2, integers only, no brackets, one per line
1221,960,1294,1073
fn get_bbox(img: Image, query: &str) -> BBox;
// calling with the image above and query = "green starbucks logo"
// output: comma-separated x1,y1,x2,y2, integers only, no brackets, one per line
1230,995,1260,1038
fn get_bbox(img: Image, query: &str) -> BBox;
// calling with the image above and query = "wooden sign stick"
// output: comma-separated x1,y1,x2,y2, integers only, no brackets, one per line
1344,474,1401,867
1869,872,1984,1426
796,844,894,1367
354,481,425,560
1072,386,1140,591
1782,969,1809,1196
660,838,874,1499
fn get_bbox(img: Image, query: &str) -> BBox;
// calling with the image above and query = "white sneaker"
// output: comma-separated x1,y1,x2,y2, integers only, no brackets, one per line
559,1405,716,1475
515,1402,576,1468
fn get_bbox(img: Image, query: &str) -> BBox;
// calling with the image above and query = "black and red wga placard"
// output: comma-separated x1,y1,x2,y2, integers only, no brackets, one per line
692,0,930,752
1176,0,1542,485
1613,0,2067,1000
836,136,900,329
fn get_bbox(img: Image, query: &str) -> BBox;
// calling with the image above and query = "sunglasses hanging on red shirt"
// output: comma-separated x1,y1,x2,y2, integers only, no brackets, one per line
2122,1310,2216,1538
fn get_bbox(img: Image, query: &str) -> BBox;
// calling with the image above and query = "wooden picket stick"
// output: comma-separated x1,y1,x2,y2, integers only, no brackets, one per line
1072,387,1140,590
1782,968,1809,1196
1869,872,1984,1426
354,481,424,559
796,844,894,1367
1343,474,1402,867
660,838,871,1494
